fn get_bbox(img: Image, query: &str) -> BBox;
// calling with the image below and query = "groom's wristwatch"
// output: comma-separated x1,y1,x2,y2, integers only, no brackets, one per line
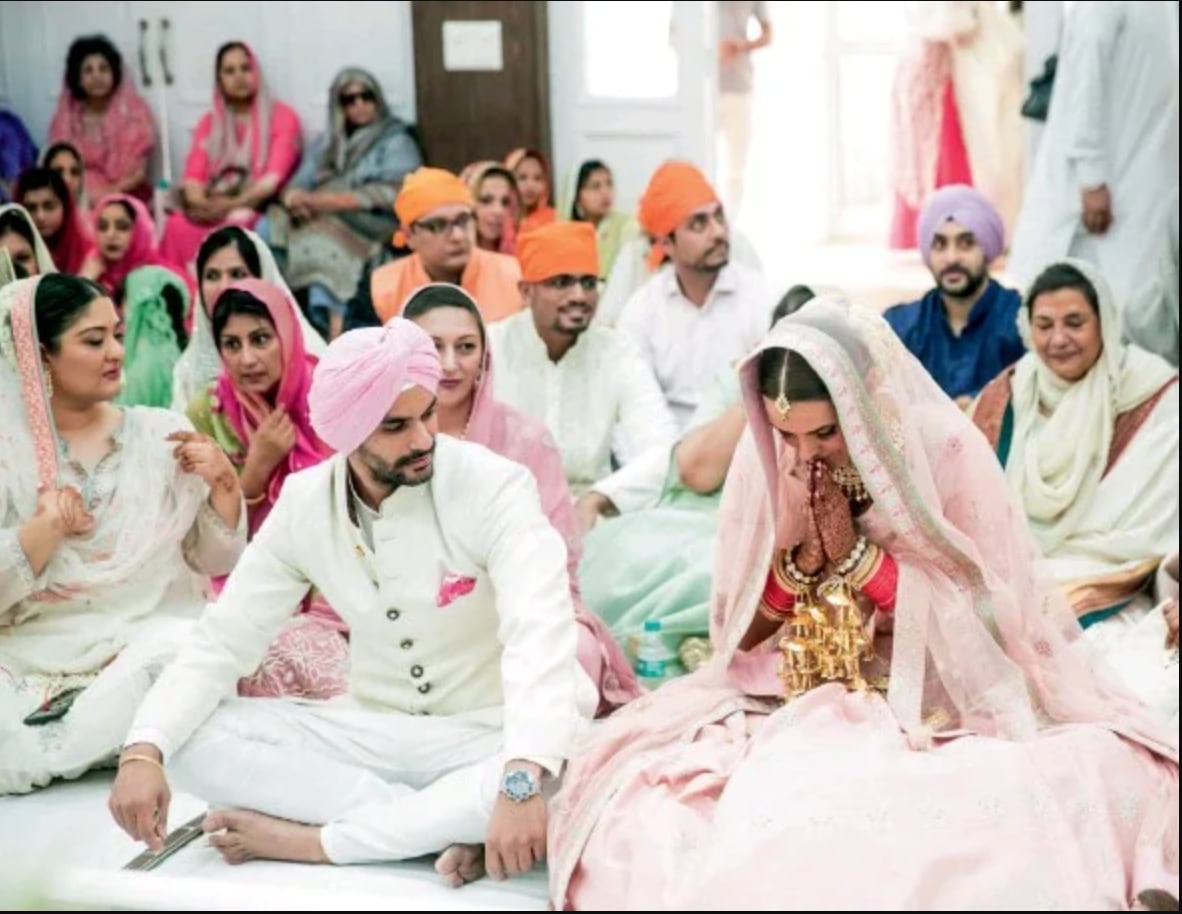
500,767,542,803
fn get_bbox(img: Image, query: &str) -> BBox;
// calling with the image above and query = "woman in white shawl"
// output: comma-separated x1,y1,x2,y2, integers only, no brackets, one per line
973,258,1178,725
0,203,57,277
171,226,325,411
0,274,246,794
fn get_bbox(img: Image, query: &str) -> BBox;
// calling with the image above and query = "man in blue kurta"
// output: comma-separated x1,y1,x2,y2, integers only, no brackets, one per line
884,185,1025,405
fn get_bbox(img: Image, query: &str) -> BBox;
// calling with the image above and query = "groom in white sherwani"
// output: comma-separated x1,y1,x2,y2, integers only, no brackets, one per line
109,318,595,886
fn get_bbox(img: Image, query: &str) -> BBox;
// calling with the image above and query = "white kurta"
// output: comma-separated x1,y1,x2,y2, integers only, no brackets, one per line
1009,1,1180,308
1123,190,1179,367
597,230,765,329
0,407,246,795
488,311,677,511
616,261,772,429
125,437,595,860
1084,563,1179,740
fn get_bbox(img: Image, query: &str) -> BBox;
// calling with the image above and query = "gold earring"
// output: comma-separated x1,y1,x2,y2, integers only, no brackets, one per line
830,463,869,502
44,366,53,400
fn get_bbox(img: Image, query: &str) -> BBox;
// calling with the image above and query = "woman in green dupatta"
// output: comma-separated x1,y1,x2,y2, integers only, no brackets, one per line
116,265,189,408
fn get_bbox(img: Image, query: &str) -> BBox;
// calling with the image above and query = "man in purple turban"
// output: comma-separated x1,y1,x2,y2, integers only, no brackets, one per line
884,184,1025,405
110,317,597,886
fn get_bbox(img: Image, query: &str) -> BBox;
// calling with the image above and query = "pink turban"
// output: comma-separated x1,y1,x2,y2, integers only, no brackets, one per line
309,318,442,454
917,184,1005,267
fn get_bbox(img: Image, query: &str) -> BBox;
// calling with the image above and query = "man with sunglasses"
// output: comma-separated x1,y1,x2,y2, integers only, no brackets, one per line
617,161,773,430
365,167,522,326
489,222,676,533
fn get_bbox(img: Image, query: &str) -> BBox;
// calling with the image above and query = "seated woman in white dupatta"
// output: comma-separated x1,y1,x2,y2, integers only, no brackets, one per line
973,260,1178,725
171,225,325,412
546,298,1178,910
0,274,245,795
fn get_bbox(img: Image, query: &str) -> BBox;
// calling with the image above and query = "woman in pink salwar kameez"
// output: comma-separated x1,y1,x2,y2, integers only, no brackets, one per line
160,42,301,272
548,298,1178,910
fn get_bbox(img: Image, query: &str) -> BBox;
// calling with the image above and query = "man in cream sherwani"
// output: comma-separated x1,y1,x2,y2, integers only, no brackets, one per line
108,318,596,886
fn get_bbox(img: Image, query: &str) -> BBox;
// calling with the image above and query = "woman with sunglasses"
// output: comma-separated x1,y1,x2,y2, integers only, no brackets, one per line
265,68,422,339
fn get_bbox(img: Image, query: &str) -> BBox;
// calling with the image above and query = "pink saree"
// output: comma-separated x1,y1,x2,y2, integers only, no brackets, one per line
548,299,1178,909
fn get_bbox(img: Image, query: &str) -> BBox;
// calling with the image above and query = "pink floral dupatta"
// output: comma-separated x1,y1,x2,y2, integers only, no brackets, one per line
212,278,332,535
48,78,155,202
547,297,1178,906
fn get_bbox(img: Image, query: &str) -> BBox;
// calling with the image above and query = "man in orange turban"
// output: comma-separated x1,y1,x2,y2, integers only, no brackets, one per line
620,160,772,428
490,221,677,533
368,167,522,325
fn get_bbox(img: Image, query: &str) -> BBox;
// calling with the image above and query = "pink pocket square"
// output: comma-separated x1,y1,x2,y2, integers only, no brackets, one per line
436,573,477,608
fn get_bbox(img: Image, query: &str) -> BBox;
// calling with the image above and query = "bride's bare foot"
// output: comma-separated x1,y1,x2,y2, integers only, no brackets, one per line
435,843,485,888
203,808,328,866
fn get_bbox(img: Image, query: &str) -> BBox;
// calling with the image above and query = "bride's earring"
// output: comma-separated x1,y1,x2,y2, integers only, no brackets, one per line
830,463,869,503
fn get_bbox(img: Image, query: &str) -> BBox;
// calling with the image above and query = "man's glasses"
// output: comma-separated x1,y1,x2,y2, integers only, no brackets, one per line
541,274,601,293
412,212,475,236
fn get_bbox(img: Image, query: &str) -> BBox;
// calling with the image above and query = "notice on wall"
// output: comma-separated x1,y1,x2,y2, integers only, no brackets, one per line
442,20,503,72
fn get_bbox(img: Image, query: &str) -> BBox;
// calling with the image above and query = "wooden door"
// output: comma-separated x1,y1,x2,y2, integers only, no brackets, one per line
411,0,550,172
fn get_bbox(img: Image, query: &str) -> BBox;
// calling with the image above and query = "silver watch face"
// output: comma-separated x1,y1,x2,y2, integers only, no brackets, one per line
501,768,539,802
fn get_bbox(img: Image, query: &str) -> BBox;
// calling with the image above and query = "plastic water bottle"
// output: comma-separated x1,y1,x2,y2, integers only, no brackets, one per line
636,619,667,686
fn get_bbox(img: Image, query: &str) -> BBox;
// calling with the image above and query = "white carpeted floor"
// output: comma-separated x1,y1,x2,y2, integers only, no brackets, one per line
0,772,549,911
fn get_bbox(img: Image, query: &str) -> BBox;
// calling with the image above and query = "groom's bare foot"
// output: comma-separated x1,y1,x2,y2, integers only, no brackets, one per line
435,843,485,888
203,808,328,865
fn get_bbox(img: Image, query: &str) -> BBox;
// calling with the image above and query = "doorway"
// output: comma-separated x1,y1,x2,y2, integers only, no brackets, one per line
411,0,551,171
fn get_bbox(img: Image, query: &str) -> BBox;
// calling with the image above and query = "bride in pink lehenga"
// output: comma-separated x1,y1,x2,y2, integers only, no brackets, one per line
547,298,1178,910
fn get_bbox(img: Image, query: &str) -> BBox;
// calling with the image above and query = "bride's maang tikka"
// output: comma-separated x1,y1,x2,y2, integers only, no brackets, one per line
774,353,792,419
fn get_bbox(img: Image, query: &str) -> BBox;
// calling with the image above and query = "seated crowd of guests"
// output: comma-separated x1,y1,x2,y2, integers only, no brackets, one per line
0,26,1177,913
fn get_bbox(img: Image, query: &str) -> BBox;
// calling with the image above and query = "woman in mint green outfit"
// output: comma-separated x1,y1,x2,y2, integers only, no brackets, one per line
581,285,816,673
116,266,190,408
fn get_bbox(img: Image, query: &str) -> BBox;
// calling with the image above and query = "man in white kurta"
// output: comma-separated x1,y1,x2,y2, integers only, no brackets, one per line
1009,1,1179,319
617,162,772,430
488,222,677,531
109,320,595,883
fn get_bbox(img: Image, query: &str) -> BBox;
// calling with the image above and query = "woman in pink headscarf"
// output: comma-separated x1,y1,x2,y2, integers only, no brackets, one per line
79,193,191,303
403,283,639,714
160,42,302,271
48,35,156,204
184,277,342,699
548,297,1178,910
